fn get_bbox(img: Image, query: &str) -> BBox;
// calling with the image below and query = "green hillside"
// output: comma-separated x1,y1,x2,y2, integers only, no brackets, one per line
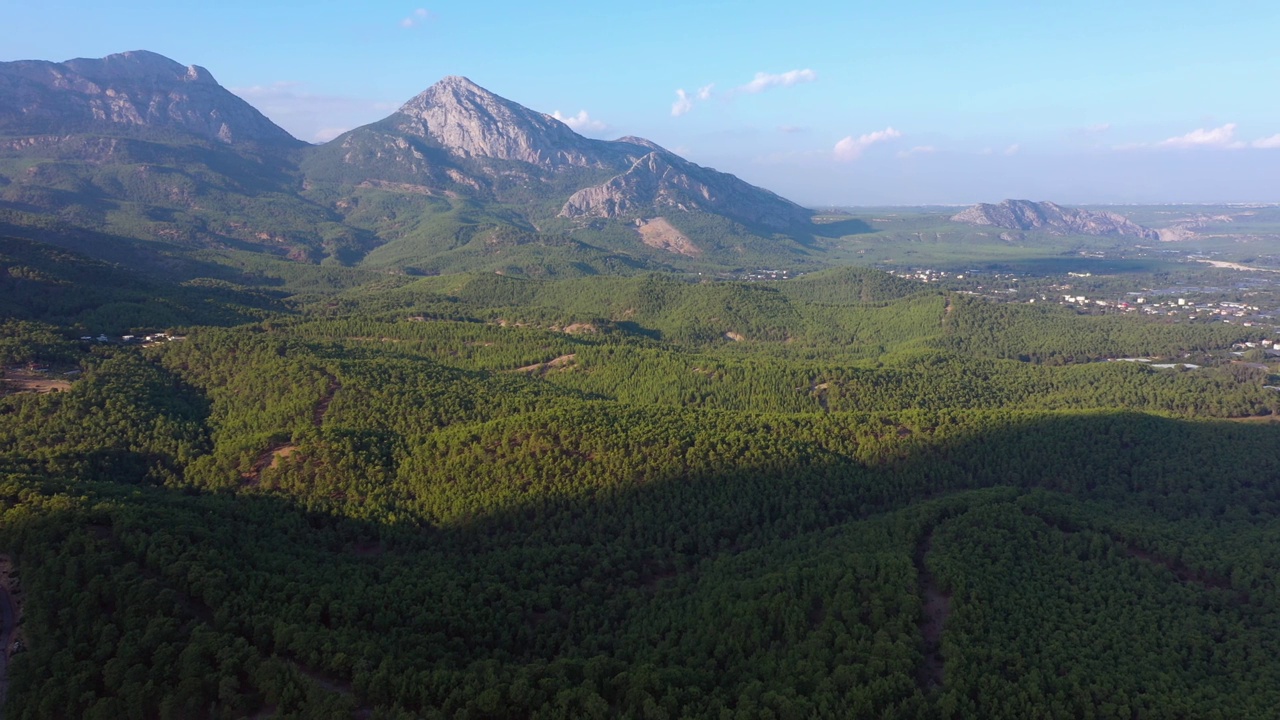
5,248,1280,717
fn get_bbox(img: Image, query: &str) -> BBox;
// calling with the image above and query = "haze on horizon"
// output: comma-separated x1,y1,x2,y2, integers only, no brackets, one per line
4,0,1278,206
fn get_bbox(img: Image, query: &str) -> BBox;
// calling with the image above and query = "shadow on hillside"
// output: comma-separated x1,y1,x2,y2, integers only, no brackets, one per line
0,219,273,283
0,230,293,329
811,217,876,238
964,256,1170,276
9,410,1280,716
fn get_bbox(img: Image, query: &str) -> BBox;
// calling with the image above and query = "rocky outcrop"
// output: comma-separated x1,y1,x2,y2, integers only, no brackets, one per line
0,50,300,146
560,151,811,230
391,76,609,169
951,199,1159,240
614,136,668,153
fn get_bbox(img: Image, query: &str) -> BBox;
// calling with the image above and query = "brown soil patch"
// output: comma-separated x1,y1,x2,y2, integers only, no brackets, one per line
724,331,745,342
636,217,701,257
512,354,577,376
243,373,337,487
241,444,299,486
562,323,598,335
313,374,341,427
2,368,72,395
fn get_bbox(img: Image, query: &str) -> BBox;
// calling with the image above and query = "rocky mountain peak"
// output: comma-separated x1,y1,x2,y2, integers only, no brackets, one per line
0,50,298,146
433,75,485,91
63,50,217,87
393,76,599,167
951,199,1159,240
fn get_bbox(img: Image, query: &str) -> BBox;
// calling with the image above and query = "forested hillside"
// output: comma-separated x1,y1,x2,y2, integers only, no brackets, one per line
3,249,1280,718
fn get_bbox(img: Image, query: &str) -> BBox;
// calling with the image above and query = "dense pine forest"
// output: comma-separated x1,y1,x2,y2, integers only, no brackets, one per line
4,247,1280,718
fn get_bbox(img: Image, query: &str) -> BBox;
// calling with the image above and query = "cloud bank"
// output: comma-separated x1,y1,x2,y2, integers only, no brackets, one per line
1160,123,1243,149
552,109,608,133
897,145,935,158
1251,134,1280,149
671,70,815,117
671,89,694,117
833,127,902,161
400,8,433,28
737,69,817,94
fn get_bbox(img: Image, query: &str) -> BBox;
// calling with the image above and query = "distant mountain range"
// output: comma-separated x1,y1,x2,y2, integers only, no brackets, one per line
950,199,1160,241
0,51,817,277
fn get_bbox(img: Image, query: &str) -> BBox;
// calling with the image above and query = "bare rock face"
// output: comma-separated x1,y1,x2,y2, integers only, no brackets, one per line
393,76,602,168
560,151,811,230
951,199,1159,240
0,50,299,146
613,136,668,153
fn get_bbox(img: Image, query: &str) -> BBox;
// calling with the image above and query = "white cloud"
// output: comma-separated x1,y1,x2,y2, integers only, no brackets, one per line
778,125,806,134
1159,123,1244,149
1083,123,1112,134
400,8,433,28
1252,134,1280,149
552,109,608,134
833,127,902,161
671,89,694,117
738,69,817,94
897,145,935,158
671,70,813,116
670,84,715,117
312,127,350,143
230,81,393,144
1003,143,1021,156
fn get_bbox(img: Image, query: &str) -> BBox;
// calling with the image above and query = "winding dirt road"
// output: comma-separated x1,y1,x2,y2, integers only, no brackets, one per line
914,528,950,690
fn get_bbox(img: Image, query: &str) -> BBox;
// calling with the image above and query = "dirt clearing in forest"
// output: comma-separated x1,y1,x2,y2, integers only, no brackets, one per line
512,354,577,376
2,368,72,395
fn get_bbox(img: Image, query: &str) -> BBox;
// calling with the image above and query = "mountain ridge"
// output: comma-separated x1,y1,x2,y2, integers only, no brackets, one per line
0,50,301,147
951,199,1159,240
0,50,817,274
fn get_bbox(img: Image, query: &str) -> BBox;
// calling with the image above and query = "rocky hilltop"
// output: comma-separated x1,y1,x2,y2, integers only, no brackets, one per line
951,199,1159,240
391,76,609,169
0,50,300,146
561,151,807,230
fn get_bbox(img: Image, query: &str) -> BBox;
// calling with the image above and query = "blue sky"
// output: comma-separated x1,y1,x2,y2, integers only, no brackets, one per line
4,0,1280,205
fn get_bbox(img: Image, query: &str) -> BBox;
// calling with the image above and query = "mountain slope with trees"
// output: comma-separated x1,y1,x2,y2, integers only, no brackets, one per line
0,51,820,278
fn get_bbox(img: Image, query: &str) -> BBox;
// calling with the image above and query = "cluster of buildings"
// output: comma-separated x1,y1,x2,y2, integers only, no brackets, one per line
737,268,795,281
1058,295,1272,324
886,268,966,283
78,332,184,344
